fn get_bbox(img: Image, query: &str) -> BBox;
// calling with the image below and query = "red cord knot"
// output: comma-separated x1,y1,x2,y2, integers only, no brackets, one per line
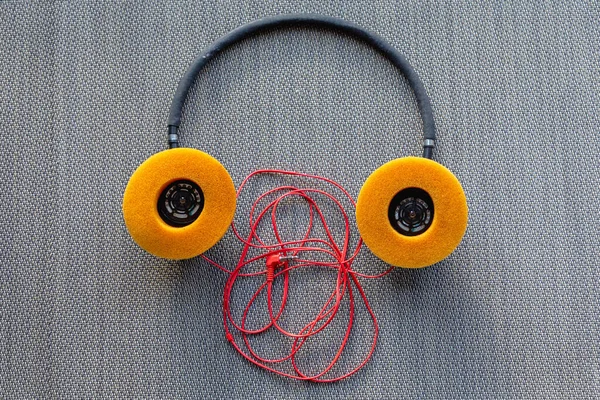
204,169,393,381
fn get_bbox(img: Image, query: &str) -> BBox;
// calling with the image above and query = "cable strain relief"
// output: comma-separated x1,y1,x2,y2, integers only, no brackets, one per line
422,139,435,159
168,125,180,149
266,266,274,283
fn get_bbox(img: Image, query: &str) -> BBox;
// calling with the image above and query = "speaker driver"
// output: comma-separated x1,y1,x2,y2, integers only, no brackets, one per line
388,187,434,236
158,180,204,227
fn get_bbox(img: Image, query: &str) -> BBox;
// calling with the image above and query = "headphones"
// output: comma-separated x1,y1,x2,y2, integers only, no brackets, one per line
122,14,468,268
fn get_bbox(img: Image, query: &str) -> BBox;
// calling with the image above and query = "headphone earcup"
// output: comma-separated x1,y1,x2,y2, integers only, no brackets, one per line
122,148,236,260
356,157,468,268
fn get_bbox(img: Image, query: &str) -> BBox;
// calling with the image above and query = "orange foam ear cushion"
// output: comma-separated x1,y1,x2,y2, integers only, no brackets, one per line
122,148,236,260
356,157,468,268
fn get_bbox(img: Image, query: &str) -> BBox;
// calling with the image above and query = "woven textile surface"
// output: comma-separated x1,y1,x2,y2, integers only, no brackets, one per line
1,1,599,398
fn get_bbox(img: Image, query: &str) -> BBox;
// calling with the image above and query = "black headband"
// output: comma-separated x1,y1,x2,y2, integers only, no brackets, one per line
167,14,436,158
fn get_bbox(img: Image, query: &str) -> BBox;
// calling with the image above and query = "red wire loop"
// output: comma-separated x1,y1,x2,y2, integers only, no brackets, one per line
202,169,393,382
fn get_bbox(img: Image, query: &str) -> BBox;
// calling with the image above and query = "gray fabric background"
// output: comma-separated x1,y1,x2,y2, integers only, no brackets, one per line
1,1,599,398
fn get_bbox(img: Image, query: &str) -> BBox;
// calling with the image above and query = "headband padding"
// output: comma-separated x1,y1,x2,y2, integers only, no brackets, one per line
122,148,236,260
356,157,468,268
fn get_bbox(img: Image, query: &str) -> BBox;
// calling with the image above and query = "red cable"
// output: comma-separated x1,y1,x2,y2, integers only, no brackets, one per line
201,169,393,382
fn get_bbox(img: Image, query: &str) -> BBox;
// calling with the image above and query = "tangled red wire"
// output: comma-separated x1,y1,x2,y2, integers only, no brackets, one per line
202,169,392,382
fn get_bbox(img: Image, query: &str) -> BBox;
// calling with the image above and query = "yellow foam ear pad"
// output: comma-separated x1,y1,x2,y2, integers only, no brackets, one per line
122,148,236,260
356,157,468,268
